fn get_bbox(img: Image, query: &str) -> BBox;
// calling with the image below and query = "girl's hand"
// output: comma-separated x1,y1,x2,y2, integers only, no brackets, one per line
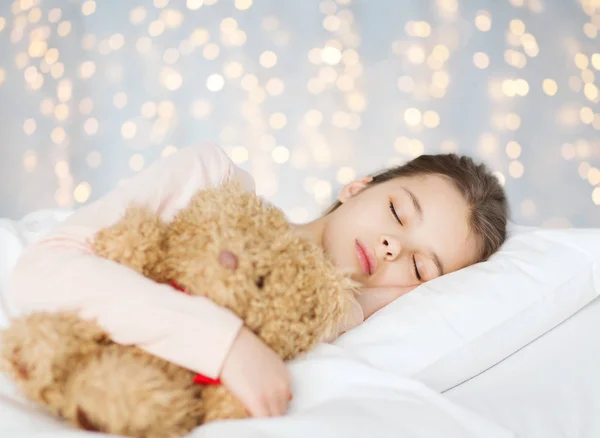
220,326,292,418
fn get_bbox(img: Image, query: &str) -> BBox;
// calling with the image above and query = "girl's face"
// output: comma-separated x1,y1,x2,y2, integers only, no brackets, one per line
322,174,479,292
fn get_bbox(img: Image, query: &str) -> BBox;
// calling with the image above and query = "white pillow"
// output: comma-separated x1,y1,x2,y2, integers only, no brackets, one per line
333,223,600,392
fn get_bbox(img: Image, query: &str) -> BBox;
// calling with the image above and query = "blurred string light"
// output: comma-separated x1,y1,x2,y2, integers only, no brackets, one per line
292,0,367,206
0,0,598,224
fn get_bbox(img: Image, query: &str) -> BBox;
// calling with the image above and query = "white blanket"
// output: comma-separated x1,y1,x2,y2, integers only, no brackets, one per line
0,345,514,438
193,345,515,438
0,210,515,437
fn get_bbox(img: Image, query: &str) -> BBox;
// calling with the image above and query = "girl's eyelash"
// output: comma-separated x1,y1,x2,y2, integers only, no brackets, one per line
389,201,403,225
413,256,421,281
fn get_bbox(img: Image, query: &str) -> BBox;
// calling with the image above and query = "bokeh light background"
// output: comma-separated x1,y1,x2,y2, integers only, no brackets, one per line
0,0,599,227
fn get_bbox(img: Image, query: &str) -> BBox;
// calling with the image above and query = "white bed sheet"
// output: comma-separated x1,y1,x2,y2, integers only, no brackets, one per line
446,294,600,438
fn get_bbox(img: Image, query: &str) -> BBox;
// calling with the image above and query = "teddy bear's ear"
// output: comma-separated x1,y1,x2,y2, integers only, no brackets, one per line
165,181,248,243
176,179,290,233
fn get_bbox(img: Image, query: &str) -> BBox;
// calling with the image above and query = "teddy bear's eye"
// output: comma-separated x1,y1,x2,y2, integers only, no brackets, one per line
255,276,265,289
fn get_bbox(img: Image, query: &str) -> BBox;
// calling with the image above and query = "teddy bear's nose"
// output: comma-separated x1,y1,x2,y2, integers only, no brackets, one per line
218,250,238,271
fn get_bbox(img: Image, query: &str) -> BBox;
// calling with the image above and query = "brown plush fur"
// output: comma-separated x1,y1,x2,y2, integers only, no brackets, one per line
0,181,358,438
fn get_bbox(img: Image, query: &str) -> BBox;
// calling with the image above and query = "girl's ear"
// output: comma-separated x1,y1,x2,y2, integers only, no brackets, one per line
338,177,373,203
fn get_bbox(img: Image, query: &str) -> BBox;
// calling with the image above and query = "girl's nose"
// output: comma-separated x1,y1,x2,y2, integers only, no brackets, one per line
380,235,401,261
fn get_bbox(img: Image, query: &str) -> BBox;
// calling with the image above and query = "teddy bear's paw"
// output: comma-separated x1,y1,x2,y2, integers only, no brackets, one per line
62,346,204,438
0,342,67,415
200,385,249,423
0,312,107,414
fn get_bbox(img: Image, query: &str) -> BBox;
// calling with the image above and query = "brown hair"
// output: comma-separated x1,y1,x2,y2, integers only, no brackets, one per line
325,154,509,263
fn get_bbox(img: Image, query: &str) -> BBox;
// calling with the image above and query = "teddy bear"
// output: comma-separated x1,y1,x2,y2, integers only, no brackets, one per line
0,180,358,438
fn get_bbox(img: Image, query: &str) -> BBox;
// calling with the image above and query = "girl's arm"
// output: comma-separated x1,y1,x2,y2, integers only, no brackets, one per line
6,144,254,379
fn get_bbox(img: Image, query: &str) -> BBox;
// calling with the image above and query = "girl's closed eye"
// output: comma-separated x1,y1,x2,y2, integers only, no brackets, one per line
389,201,402,225
412,256,422,281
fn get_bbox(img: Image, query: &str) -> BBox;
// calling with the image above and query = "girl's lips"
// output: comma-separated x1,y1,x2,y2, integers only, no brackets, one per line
355,239,376,275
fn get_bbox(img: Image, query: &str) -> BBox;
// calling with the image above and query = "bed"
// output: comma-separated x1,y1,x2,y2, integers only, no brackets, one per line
1,209,598,438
